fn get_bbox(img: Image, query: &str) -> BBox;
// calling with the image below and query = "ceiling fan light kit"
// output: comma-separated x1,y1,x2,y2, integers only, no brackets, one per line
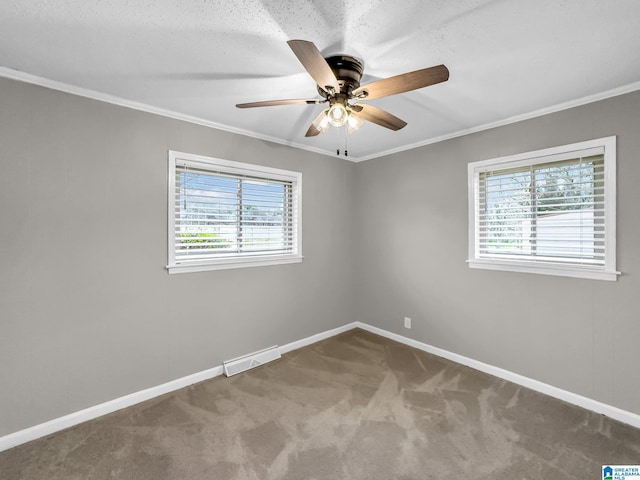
346,112,364,133
312,109,331,133
236,39,449,139
327,102,348,127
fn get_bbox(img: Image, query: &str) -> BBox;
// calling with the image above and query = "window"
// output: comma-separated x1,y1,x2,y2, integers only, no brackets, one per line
167,151,302,273
468,136,618,281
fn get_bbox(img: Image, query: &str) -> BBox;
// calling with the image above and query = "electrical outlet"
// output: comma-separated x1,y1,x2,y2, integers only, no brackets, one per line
404,317,411,329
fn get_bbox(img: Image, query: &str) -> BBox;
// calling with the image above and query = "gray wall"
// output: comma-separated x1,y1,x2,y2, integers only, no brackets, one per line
0,77,356,436
2,75,639,438
354,91,640,416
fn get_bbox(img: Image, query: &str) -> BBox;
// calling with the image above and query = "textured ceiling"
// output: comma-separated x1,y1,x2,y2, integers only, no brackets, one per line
2,0,640,160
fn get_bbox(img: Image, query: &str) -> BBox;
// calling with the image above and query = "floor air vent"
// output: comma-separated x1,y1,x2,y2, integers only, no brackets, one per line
223,346,281,377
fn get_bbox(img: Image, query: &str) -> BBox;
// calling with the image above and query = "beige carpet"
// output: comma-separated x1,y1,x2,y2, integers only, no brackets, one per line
1,328,639,479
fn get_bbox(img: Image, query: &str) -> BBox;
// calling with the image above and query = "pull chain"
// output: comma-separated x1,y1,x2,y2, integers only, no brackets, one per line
344,126,348,157
335,126,352,157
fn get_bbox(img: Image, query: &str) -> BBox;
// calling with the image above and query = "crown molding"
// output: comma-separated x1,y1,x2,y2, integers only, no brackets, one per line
2,66,639,163
0,67,354,162
354,80,640,162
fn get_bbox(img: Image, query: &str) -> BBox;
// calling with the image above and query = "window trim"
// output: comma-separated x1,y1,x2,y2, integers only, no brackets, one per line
167,150,302,274
467,136,619,281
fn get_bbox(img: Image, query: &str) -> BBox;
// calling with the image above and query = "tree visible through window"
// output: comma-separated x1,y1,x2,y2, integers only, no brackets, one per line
468,137,618,281
481,157,603,261
176,171,292,257
168,151,302,273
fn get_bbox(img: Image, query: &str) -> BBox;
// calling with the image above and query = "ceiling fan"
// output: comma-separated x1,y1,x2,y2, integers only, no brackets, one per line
236,40,450,137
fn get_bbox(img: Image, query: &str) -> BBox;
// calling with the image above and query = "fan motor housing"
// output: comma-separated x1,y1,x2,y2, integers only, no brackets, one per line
317,55,364,96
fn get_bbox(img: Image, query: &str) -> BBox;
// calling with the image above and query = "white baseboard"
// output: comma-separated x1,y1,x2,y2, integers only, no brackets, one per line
0,322,358,452
2,320,638,452
0,364,224,453
279,322,358,355
354,322,640,430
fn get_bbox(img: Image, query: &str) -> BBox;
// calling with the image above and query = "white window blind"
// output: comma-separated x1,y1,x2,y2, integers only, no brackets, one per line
468,137,618,281
479,155,604,264
167,151,302,273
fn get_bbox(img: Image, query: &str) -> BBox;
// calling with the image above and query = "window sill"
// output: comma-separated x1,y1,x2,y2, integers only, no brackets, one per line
467,258,620,281
167,254,303,274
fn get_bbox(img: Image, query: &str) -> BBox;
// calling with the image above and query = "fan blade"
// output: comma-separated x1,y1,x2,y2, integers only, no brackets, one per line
305,111,326,137
305,124,321,137
287,40,340,94
352,104,407,131
352,65,449,100
236,99,322,108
